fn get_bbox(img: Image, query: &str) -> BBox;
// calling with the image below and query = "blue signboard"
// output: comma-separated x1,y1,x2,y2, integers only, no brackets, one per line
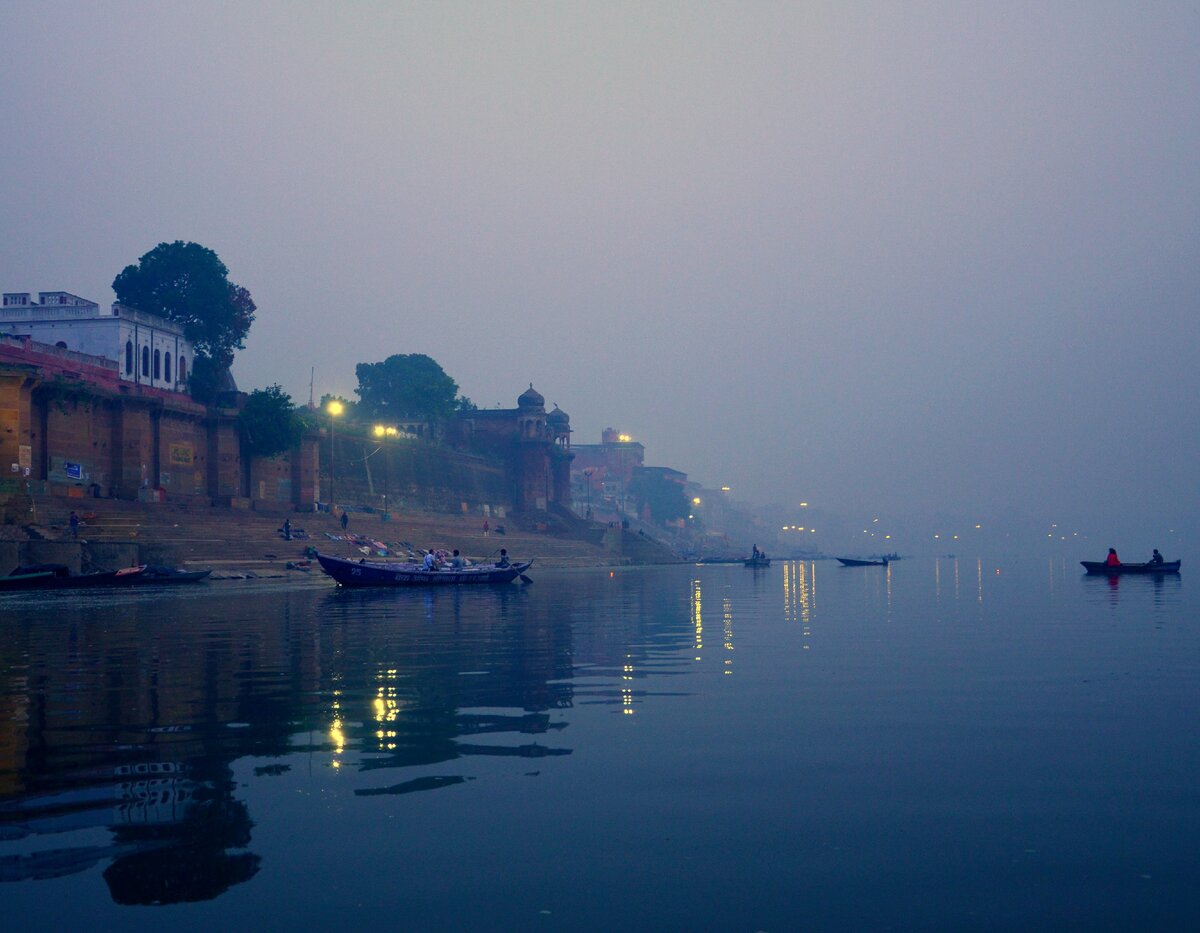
64,462,82,479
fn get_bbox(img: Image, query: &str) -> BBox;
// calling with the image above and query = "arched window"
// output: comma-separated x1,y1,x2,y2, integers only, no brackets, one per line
153,349,161,380
164,352,172,383
178,356,186,383
125,340,133,374
141,346,150,377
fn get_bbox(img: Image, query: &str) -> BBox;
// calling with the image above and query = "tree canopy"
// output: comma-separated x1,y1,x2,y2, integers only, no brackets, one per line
630,471,689,524
354,354,464,424
113,241,255,401
238,385,302,458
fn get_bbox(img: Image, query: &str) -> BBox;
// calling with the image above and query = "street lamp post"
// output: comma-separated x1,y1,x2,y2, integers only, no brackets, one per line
373,424,395,518
583,469,593,519
327,400,343,512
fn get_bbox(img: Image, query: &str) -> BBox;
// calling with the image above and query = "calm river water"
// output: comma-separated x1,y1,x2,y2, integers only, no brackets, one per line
1,559,1197,931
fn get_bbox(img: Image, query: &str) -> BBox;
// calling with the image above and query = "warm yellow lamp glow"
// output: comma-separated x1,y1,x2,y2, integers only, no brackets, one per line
327,399,344,417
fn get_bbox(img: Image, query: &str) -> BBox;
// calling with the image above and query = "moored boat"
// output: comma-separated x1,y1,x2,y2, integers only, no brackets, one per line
0,563,145,591
133,565,213,584
316,552,532,586
1081,560,1180,575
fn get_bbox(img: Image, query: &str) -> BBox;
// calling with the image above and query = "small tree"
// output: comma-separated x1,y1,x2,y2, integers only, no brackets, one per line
239,385,301,458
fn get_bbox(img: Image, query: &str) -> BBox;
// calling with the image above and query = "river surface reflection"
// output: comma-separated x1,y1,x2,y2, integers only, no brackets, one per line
1,560,1197,930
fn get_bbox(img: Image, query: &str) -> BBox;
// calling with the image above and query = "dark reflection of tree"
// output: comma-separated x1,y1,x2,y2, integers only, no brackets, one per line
103,763,259,905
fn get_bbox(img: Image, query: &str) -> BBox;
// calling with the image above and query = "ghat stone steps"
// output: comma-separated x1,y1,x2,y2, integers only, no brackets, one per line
25,495,642,571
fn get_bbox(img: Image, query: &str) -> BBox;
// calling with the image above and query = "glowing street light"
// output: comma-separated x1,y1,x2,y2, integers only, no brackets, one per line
373,424,398,517
327,400,344,512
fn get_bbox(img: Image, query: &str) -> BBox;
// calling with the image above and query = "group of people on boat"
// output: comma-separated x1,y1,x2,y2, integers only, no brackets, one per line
1104,547,1164,567
421,547,510,571
750,544,767,560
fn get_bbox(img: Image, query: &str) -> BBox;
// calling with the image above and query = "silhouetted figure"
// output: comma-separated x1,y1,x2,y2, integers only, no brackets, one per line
69,511,80,540
496,548,510,568
340,511,349,531
282,518,291,540
1150,548,1164,565
1105,548,1121,567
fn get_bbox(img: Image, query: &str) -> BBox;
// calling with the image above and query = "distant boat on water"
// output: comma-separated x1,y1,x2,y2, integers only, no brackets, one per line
743,556,771,568
836,557,888,567
1081,560,1180,575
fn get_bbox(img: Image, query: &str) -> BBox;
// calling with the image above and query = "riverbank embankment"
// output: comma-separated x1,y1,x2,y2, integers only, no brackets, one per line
0,493,678,576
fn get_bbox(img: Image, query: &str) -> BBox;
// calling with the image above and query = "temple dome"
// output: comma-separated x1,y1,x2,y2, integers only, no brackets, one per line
547,405,569,425
518,384,544,408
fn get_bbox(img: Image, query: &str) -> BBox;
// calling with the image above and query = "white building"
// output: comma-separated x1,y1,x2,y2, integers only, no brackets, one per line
0,291,193,392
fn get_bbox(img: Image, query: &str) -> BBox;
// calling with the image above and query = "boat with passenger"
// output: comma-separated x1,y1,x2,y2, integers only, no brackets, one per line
316,552,532,586
837,557,888,567
1081,559,1180,575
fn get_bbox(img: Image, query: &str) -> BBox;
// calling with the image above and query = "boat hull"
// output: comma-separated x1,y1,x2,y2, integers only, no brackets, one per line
0,567,143,591
743,558,771,568
1081,560,1180,575
133,568,213,584
837,558,888,567
316,552,531,586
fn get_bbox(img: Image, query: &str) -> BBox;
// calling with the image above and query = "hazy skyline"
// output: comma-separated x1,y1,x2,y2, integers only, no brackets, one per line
3,2,1197,540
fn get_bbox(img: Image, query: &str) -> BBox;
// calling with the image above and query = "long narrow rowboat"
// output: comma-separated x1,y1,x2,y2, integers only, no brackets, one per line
316,552,532,587
0,564,145,591
836,557,888,567
1080,560,1180,575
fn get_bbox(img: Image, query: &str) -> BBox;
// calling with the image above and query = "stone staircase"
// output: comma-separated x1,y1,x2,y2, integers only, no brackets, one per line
27,495,624,571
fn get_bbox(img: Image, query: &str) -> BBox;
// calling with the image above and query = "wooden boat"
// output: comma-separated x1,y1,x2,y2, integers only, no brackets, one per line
743,556,771,568
1081,560,1180,575
316,552,532,587
133,565,213,584
0,563,145,591
837,557,888,567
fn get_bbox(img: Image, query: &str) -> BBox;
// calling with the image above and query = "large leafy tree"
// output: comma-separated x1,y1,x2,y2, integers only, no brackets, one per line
354,354,463,423
630,472,689,524
238,385,302,458
113,241,255,401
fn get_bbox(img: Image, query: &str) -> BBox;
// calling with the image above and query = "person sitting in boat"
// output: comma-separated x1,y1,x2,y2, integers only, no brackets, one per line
423,551,437,571
1105,548,1121,567
1150,548,1164,565
449,549,468,569
496,548,510,568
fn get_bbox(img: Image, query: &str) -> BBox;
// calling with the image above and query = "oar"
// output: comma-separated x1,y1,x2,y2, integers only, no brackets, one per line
519,571,533,585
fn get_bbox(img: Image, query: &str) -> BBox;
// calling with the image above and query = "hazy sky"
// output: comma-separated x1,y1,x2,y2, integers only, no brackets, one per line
3,2,1197,535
